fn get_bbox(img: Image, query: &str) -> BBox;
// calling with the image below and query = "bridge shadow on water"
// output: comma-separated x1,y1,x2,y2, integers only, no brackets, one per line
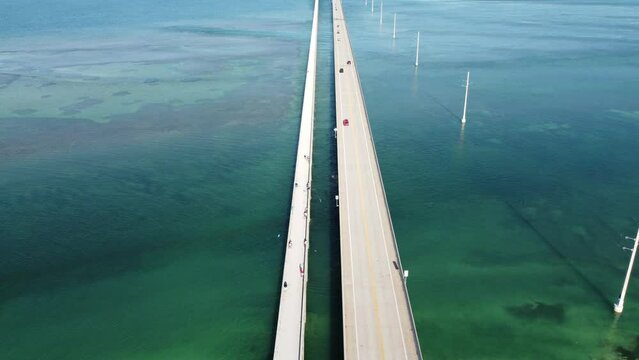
504,200,614,310
327,82,344,360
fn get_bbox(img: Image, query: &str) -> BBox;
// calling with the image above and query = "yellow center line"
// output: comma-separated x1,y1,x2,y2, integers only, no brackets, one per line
334,13,361,359
345,79,386,359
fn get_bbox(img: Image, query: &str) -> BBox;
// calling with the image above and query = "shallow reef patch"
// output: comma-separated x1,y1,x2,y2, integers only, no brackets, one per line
505,301,565,323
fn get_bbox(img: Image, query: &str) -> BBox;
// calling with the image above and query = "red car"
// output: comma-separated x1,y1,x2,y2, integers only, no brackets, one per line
343,119,349,126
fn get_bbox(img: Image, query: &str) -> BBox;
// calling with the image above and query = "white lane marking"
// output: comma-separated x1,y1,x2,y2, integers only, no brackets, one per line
344,25,409,360
335,10,361,360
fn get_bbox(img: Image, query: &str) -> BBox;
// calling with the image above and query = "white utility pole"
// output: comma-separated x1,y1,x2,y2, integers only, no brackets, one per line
615,227,639,313
415,32,420,67
459,73,468,142
461,71,470,124
392,13,397,39
380,1,383,24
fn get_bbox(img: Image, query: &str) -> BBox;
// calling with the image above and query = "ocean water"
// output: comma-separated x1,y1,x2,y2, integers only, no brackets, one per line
1,0,638,359
1,0,313,358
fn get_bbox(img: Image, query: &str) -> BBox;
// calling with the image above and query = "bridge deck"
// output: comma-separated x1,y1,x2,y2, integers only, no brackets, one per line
332,0,423,359
272,0,319,358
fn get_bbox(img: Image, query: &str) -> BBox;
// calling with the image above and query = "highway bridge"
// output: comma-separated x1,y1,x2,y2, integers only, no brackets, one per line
272,0,319,358
332,0,423,358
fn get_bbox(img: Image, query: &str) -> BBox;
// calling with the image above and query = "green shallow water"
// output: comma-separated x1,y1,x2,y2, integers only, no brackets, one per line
1,0,639,359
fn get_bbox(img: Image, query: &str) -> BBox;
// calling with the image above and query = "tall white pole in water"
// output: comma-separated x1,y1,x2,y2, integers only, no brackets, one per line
371,0,374,14
392,13,397,39
415,32,420,67
380,1,383,24
615,227,639,314
365,0,367,6
461,71,470,124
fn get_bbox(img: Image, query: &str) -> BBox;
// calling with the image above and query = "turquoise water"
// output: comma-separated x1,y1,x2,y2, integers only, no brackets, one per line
1,0,639,359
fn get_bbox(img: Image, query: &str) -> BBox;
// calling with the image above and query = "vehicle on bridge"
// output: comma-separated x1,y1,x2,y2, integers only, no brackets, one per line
343,119,349,126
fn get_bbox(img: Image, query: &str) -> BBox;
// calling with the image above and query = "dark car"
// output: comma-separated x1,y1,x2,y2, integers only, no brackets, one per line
339,68,344,73
347,60,352,65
